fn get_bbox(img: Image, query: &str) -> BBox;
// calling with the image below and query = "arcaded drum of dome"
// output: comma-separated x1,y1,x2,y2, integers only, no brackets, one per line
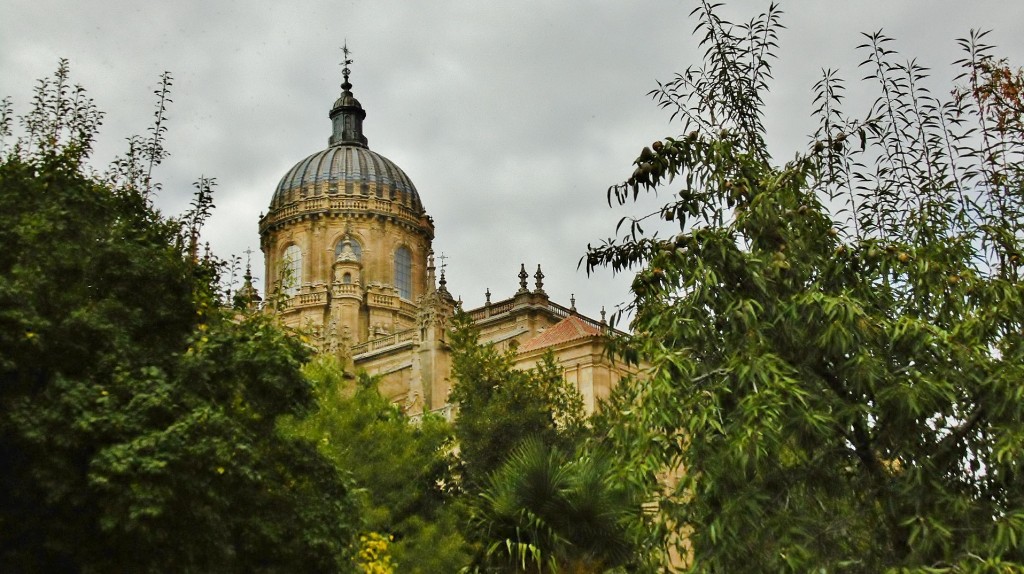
269,145,422,213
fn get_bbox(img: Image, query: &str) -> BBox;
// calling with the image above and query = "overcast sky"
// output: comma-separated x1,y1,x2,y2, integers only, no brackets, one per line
3,1,1023,321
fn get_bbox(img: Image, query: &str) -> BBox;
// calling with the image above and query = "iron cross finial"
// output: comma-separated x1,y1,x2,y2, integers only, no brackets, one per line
437,252,449,273
242,247,254,277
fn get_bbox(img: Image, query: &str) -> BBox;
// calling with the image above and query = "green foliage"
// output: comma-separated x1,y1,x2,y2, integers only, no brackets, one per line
14,58,104,163
466,439,648,574
447,312,653,572
448,311,586,489
0,62,358,572
288,357,471,573
588,2,1024,572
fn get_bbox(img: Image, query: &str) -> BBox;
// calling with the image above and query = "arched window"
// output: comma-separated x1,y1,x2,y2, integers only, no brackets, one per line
334,237,362,261
394,246,412,300
283,244,302,296
342,272,352,285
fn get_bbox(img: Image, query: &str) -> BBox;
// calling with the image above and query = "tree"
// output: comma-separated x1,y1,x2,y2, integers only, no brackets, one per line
285,358,471,573
0,61,359,572
448,311,586,489
448,312,653,573
465,438,648,574
586,3,1024,572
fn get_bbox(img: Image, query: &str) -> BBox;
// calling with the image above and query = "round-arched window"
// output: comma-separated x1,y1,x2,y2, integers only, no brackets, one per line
394,246,412,300
283,244,302,296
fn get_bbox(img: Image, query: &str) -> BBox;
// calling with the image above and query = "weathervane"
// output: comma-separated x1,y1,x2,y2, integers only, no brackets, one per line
341,41,353,87
437,252,449,275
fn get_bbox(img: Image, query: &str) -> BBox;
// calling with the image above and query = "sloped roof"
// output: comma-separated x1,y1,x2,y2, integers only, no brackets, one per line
518,314,602,353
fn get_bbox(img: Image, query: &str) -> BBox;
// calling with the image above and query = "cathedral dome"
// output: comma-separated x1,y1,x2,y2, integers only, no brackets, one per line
269,145,422,213
261,53,427,227
259,50,434,327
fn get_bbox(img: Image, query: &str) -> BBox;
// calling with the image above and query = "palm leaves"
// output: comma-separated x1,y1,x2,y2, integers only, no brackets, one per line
467,440,642,574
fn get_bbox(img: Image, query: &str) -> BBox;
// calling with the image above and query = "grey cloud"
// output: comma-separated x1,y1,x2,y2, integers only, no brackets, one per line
3,0,1023,322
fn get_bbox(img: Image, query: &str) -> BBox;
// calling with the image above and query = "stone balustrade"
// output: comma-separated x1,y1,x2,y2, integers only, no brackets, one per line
351,328,417,357
369,292,396,308
261,195,424,231
297,291,325,306
332,283,359,297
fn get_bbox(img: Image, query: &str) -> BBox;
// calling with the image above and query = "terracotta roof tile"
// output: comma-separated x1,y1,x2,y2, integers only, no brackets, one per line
518,314,602,353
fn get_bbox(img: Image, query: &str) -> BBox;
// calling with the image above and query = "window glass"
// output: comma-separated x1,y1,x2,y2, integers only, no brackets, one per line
283,245,302,296
394,246,412,300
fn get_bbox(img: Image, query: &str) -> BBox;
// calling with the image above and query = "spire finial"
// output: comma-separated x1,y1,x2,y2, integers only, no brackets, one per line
600,306,607,325
426,249,436,293
329,40,368,147
243,247,254,280
235,247,262,310
517,263,529,293
438,252,449,276
534,264,545,294
570,294,576,313
434,252,450,295
485,288,491,305
341,41,353,90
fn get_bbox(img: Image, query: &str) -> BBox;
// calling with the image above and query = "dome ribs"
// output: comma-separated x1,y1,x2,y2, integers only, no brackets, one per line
343,147,355,196
266,145,425,228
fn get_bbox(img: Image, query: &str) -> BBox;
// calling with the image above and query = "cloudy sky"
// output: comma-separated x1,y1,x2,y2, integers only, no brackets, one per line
3,1,1023,321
